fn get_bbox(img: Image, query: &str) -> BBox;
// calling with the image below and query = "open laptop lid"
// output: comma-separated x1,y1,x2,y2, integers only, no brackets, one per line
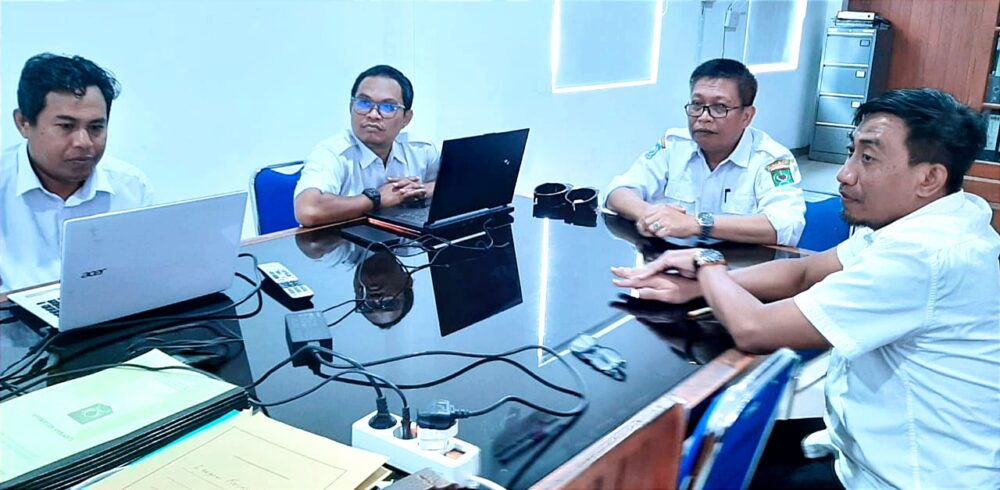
426,128,529,224
55,191,247,330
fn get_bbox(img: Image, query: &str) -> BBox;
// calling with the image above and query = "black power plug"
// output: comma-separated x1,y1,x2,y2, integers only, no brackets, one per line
416,399,470,430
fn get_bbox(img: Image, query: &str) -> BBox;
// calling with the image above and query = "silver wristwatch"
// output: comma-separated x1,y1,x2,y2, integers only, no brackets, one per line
697,212,715,241
693,249,727,271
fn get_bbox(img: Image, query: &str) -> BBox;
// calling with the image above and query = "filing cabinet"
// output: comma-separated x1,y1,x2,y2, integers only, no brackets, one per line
809,25,893,163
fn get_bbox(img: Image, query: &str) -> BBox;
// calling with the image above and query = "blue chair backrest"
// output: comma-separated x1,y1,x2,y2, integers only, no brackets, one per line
679,348,801,490
798,195,850,252
251,161,304,235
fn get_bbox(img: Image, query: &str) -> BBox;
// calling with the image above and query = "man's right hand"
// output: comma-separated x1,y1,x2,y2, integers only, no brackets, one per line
378,177,425,208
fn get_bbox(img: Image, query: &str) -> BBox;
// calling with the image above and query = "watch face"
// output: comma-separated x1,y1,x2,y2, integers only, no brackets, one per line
698,249,725,264
697,212,714,226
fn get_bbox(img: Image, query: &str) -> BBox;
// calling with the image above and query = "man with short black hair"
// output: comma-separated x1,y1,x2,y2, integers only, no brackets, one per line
612,88,1000,489
294,65,439,227
0,53,153,292
606,58,805,246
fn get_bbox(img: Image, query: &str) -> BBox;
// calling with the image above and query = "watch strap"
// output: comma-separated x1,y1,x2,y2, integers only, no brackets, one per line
362,188,381,211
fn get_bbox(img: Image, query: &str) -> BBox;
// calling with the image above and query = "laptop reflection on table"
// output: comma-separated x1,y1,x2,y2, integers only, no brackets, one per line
7,191,247,331
429,225,523,336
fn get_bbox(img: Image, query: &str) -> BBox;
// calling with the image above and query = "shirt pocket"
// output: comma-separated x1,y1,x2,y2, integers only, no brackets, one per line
720,192,756,215
663,183,696,214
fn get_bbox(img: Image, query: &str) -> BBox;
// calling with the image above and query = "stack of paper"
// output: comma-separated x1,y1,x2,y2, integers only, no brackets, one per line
90,410,390,490
0,350,247,489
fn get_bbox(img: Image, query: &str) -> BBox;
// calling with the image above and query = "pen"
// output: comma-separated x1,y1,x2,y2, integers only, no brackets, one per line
724,188,731,203
687,306,713,318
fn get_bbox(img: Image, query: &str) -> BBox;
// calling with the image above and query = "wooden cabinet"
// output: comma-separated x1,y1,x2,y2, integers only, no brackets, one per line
848,0,1000,231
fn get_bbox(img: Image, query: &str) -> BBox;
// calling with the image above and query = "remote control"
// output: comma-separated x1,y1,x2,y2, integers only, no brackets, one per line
257,262,314,300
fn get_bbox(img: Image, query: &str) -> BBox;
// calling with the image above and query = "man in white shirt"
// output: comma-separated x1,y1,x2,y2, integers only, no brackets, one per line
294,65,439,227
612,88,1000,489
606,59,805,246
0,53,153,293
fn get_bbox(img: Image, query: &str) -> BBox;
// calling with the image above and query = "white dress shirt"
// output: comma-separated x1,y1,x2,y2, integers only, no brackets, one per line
794,191,1000,489
0,142,154,293
607,127,806,246
293,129,440,203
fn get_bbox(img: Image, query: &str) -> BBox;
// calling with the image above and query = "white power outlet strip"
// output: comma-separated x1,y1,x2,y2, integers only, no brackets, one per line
351,411,481,486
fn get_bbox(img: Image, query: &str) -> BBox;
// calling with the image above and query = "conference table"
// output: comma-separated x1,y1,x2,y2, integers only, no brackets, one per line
0,196,803,489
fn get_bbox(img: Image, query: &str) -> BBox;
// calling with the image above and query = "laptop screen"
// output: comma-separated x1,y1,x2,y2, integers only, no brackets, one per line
427,128,529,223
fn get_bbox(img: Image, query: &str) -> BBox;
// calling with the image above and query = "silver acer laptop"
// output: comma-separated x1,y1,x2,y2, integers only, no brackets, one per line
8,191,247,331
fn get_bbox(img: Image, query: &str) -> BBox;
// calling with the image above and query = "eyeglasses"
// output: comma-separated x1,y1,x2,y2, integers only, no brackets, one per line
351,97,407,118
570,334,627,380
684,103,744,119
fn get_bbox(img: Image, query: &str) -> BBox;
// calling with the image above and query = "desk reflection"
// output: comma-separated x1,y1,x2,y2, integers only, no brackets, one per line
429,225,523,336
609,295,734,365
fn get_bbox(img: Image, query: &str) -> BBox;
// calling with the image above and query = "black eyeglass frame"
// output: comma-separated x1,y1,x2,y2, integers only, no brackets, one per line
683,102,746,119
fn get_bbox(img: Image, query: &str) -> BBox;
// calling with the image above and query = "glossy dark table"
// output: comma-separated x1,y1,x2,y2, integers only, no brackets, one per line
0,197,798,489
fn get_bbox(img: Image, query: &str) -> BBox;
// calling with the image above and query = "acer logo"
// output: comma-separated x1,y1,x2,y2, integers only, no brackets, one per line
80,268,107,279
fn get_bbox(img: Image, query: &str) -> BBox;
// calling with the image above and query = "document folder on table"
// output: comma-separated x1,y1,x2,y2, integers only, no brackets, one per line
0,349,247,490
91,410,390,490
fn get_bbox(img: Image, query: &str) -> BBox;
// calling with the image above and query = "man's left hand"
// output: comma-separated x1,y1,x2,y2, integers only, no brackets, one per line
610,271,702,303
388,176,427,201
612,248,703,280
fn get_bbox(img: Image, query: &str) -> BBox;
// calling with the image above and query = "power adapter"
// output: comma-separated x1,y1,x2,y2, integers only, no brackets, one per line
285,311,332,366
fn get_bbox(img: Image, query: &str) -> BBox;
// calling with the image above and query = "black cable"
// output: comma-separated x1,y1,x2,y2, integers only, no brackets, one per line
327,304,360,327
0,254,262,389
248,367,407,411
505,413,583,489
0,321,241,387
298,344,588,417
328,350,581,398
0,330,60,382
243,344,386,399
322,298,360,313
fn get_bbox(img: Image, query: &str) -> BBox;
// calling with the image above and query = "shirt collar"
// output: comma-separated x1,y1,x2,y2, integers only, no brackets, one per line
688,128,752,169
349,129,407,169
14,141,115,201
14,142,42,197
891,191,966,224
725,129,753,168
867,191,968,239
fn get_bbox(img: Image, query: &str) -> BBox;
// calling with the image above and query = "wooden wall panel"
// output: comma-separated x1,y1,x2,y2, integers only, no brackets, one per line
849,0,1000,108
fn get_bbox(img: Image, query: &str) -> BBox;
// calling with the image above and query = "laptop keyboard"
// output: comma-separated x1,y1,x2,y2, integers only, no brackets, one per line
37,299,60,317
391,207,430,222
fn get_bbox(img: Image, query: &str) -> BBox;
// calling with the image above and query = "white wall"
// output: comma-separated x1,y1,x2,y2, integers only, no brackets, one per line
1,0,841,237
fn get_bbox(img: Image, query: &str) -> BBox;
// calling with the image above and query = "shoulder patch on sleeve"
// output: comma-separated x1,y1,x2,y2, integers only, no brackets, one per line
766,159,795,187
644,130,678,160
644,140,665,160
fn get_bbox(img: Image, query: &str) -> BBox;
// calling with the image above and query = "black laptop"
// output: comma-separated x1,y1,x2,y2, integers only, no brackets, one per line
367,128,529,234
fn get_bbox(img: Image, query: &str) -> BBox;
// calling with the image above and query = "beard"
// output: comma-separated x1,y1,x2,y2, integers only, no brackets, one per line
840,209,889,230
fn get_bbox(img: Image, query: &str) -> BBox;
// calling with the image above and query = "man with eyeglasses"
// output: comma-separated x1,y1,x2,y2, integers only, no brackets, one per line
606,58,805,246
294,65,439,226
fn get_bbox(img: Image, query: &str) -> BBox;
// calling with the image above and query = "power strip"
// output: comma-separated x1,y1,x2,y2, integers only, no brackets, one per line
351,411,481,486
